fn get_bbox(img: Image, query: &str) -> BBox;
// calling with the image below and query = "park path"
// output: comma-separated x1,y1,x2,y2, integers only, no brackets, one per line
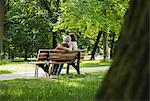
0,66,110,80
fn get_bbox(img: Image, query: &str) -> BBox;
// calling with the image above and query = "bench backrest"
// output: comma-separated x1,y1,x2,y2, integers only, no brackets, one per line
37,49,51,61
37,49,85,63
50,50,78,62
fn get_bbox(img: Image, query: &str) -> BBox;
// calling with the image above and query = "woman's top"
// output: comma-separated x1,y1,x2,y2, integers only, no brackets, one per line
71,41,78,50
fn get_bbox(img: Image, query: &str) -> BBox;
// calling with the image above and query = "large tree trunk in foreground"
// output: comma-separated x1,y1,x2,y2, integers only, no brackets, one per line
90,31,102,60
96,0,149,100
0,0,4,59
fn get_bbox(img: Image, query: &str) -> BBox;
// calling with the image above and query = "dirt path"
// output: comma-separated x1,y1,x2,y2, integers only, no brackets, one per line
0,65,110,80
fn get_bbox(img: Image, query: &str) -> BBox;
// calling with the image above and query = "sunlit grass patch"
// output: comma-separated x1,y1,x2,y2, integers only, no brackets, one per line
0,71,107,101
63,60,111,69
80,60,111,67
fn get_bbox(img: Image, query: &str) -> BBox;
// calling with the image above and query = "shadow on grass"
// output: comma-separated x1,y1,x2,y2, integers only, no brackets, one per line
0,71,107,101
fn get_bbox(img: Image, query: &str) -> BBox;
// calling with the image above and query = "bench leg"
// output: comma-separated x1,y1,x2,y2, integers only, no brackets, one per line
76,65,80,74
71,63,80,74
66,64,70,74
35,65,39,78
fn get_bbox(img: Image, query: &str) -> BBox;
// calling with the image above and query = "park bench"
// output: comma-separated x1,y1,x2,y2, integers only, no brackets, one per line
29,49,85,77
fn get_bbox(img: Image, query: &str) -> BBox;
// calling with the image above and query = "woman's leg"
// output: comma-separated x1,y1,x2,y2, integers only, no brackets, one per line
52,64,59,75
56,64,64,75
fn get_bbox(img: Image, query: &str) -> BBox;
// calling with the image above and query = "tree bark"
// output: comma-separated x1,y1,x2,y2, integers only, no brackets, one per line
0,0,4,59
110,32,115,59
90,31,102,60
24,49,28,61
96,0,149,100
103,32,109,61
52,32,57,48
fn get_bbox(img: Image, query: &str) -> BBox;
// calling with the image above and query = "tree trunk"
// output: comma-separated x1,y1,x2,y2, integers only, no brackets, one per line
52,32,57,48
24,50,28,61
90,31,102,60
0,0,4,59
96,0,149,100
103,32,109,61
110,32,115,59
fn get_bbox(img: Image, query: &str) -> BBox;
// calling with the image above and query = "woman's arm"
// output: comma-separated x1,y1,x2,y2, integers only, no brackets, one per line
63,43,73,51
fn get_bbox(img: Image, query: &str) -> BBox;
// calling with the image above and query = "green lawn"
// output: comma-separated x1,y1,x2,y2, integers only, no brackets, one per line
0,71,106,101
63,60,111,69
80,60,111,67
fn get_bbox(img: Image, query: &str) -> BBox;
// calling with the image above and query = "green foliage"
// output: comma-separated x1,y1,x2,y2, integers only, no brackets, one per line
54,0,129,50
3,0,129,59
0,59,11,65
0,71,106,101
55,0,128,34
4,0,54,59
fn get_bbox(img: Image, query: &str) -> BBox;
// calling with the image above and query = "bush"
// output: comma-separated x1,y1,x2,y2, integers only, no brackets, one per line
0,59,11,65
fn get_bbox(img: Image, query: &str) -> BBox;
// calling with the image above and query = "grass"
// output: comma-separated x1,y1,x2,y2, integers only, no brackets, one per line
0,71,107,101
80,60,111,67
63,60,111,69
0,70,12,74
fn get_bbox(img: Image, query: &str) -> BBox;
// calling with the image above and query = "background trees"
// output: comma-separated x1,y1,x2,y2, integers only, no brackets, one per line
4,0,53,60
54,0,128,61
2,0,128,61
96,0,149,100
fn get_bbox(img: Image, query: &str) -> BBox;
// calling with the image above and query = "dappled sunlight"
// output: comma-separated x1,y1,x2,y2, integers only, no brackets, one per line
0,72,106,101
0,63,35,73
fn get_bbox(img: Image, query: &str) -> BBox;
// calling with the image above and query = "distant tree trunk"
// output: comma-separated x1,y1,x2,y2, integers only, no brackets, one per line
90,31,102,60
110,32,115,59
0,0,4,59
52,32,57,48
96,0,149,100
103,32,109,61
24,50,28,61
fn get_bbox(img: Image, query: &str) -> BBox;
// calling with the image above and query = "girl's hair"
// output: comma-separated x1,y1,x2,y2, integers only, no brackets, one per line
69,33,77,41
64,35,71,43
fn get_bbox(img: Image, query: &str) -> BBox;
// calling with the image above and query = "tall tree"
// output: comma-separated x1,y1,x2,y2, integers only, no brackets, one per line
96,0,149,100
109,31,116,59
0,0,4,59
90,31,102,60
103,31,109,61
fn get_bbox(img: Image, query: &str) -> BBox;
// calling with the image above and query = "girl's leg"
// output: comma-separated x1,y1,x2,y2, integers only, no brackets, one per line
56,64,64,75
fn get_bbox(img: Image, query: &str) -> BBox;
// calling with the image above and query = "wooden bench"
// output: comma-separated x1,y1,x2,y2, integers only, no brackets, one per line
29,49,85,77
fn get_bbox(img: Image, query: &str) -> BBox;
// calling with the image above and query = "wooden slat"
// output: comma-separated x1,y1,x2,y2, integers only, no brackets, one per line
50,53,77,57
36,49,85,63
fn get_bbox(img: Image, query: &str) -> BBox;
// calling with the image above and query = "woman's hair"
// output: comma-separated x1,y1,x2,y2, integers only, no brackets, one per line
69,33,77,41
64,35,71,43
